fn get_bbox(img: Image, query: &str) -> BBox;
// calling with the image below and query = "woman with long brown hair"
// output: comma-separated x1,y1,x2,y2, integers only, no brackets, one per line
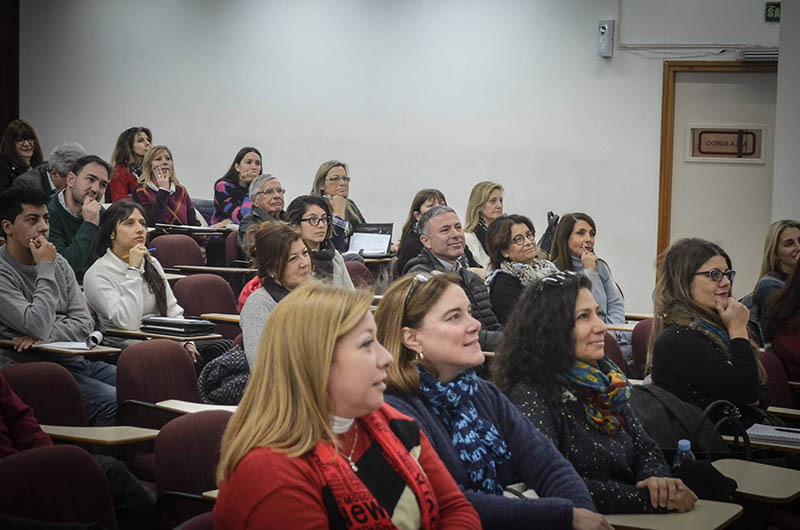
648,238,769,426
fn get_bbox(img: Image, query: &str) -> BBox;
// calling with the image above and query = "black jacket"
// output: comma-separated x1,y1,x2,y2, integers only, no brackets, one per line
0,155,28,194
403,247,503,351
9,163,54,195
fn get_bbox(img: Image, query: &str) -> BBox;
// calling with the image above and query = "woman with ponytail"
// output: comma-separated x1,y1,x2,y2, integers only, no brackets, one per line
83,201,201,362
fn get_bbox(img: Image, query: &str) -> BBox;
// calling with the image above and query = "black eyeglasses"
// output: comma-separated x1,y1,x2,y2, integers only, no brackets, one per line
300,215,332,226
511,232,536,246
535,270,579,291
692,269,736,283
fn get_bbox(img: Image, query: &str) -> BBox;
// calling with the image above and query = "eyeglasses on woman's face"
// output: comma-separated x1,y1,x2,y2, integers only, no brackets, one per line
300,215,332,226
692,268,736,283
326,176,351,184
511,231,536,246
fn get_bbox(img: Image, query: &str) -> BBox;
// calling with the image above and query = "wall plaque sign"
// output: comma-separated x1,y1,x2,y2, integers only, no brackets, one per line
686,124,766,164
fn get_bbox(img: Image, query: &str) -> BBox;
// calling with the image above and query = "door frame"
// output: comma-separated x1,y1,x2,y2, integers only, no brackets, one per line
656,60,777,259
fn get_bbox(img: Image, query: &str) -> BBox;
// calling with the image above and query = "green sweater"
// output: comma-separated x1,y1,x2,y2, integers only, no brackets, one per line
47,192,102,283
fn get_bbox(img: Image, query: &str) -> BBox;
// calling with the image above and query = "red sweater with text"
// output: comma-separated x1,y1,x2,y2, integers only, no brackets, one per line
213,404,480,530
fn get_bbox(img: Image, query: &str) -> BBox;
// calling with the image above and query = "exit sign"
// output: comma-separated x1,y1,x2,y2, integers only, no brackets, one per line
765,2,780,22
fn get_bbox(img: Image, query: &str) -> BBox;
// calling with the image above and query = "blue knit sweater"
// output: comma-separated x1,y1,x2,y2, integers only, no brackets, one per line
385,379,596,529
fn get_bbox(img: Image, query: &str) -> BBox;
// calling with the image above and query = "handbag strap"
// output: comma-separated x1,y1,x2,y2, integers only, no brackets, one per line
696,400,752,461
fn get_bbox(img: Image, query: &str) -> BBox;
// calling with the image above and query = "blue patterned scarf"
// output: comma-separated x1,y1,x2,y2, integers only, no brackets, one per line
559,358,631,434
417,368,511,494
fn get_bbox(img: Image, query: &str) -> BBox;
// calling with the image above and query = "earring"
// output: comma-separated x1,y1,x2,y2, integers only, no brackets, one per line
416,349,424,361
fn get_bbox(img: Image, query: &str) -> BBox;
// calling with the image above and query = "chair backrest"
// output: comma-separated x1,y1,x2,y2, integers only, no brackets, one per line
345,260,373,288
225,230,241,265
173,274,240,340
758,349,794,408
2,362,88,427
631,319,653,379
178,512,214,530
150,234,205,268
116,339,200,430
155,410,233,528
0,444,118,529
604,332,630,377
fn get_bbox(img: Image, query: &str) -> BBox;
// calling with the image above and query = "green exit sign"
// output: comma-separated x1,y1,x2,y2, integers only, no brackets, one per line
765,2,781,22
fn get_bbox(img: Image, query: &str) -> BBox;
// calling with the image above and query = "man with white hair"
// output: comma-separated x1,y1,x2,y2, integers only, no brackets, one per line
10,142,86,195
237,174,286,257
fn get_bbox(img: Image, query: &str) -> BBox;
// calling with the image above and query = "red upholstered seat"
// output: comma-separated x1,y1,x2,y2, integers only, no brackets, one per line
173,274,240,340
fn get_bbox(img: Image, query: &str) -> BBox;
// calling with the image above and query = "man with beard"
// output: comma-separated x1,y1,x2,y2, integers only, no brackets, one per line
47,155,110,283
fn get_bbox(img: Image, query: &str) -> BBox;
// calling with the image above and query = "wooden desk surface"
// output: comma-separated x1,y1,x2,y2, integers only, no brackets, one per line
0,340,120,356
712,458,800,503
40,425,159,445
607,322,637,333
789,381,800,391
604,499,741,530
202,489,218,501
156,399,237,415
625,313,653,321
767,405,800,420
200,313,241,324
363,257,392,263
175,265,257,274
104,329,223,341
723,435,800,455
164,273,186,281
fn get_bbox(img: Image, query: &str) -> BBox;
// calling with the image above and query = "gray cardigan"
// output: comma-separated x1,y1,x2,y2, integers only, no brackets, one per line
241,287,279,370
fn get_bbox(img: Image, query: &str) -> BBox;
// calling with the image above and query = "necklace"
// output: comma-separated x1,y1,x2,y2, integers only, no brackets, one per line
340,422,359,472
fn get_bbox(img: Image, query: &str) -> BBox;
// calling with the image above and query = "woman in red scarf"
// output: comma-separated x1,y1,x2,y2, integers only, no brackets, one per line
214,282,480,529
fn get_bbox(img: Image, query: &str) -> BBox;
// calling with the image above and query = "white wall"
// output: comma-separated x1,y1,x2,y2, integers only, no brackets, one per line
773,0,800,221
18,0,782,312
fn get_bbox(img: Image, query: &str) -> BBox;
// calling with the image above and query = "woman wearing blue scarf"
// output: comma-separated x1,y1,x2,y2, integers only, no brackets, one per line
647,238,770,427
375,272,611,530
496,271,696,515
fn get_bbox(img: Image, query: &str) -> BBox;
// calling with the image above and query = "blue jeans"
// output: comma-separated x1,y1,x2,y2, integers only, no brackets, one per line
63,359,118,427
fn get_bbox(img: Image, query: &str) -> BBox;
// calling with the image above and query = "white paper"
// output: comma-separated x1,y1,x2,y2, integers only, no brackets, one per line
43,331,103,350
348,233,391,256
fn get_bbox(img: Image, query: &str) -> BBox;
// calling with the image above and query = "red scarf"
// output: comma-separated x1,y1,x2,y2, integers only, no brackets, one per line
312,407,440,529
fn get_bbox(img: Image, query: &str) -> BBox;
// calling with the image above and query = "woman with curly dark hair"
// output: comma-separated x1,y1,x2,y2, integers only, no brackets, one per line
495,271,695,515
762,263,800,381
375,272,610,530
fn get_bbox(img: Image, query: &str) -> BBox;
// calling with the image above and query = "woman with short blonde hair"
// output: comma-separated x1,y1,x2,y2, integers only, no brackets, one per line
215,282,480,529
463,181,504,268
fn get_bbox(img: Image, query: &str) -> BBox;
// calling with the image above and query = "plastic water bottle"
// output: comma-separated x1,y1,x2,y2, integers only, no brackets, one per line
673,439,696,467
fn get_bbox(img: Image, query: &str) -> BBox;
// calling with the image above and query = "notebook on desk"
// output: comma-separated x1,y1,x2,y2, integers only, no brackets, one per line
348,223,392,258
141,317,216,335
747,423,800,446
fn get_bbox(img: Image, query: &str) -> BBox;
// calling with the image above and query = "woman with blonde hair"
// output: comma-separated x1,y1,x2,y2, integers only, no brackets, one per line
649,238,770,427
463,181,504,268
311,160,366,253
751,220,800,323
375,272,609,530
132,145,199,226
214,282,481,529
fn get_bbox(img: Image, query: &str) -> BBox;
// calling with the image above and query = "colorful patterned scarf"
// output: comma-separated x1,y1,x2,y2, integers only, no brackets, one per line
559,358,631,434
417,368,511,494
